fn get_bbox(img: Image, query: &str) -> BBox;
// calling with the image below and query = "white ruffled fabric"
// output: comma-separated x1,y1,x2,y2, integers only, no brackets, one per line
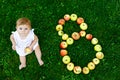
12,29,38,56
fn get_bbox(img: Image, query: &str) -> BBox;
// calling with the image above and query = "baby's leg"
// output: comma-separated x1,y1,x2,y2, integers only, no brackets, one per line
34,45,44,66
19,56,26,70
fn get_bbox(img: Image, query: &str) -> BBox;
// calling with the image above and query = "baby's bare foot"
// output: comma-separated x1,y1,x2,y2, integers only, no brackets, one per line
19,64,26,70
39,60,44,66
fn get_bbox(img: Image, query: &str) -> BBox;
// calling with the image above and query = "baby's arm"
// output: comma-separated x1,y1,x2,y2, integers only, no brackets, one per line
10,34,16,50
29,34,38,50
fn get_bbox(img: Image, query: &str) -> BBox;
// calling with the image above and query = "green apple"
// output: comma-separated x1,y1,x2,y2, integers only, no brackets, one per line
56,25,63,31
96,52,104,59
62,55,71,64
91,38,98,45
70,14,77,21
62,34,69,40
87,62,95,70
80,23,88,30
73,66,82,74
92,58,100,65
66,38,74,45
94,44,102,51
58,30,64,36
82,67,89,74
67,62,74,71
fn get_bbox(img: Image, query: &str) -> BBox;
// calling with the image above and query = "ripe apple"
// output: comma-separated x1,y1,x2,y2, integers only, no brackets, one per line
56,25,63,31
80,23,88,30
73,66,82,74
62,34,69,40
92,58,100,65
86,34,93,40
67,62,74,71
79,30,86,37
82,67,89,74
91,38,98,45
87,62,95,70
60,41,68,49
64,14,70,21
62,55,71,64
66,38,74,45
96,52,104,59
77,17,84,24
70,14,77,21
25,47,32,54
60,49,68,56
72,32,80,40
58,30,64,36
94,44,102,51
58,19,65,25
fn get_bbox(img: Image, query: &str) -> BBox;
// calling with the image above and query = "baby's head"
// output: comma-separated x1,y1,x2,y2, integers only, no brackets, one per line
16,17,31,29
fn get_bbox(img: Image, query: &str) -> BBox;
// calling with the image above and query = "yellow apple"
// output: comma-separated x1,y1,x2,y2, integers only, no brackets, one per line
62,34,69,40
67,62,74,71
58,30,64,36
72,32,80,40
79,30,86,37
62,55,71,64
91,38,98,45
66,38,74,45
56,25,63,31
87,62,95,70
73,66,82,74
70,14,77,21
92,58,100,65
96,52,104,59
94,44,102,52
25,47,32,54
82,67,89,74
64,14,70,21
80,23,88,30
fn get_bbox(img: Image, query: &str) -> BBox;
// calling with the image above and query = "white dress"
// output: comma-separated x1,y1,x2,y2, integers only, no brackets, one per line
12,29,38,56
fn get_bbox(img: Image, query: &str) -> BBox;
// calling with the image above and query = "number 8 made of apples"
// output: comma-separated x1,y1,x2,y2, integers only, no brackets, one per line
56,14,104,74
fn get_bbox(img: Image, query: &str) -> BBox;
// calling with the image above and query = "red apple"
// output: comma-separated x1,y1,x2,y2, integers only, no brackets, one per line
72,32,80,40
86,34,93,40
64,14,70,21
77,17,84,24
60,41,68,49
58,19,65,25
60,49,68,56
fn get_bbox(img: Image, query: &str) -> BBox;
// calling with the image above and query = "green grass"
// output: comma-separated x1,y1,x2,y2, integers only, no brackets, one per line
0,0,120,80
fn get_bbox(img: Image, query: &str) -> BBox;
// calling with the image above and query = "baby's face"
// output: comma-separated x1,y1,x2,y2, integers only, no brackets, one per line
16,25,31,36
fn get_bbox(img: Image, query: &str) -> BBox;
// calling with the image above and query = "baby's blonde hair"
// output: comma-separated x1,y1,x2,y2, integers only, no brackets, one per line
16,18,31,29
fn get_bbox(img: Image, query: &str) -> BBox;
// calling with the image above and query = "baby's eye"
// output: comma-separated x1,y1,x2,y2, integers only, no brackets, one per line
19,28,22,30
25,28,28,30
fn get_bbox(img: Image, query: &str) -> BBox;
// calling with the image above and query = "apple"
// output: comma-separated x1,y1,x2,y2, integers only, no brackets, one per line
92,58,100,65
77,17,84,24
66,38,74,45
64,14,70,21
82,67,89,74
60,41,68,49
91,38,98,45
72,32,80,40
80,23,88,30
58,30,64,36
94,44,102,51
56,25,63,31
62,34,69,40
25,47,32,54
87,62,95,70
60,49,68,56
70,14,77,21
67,62,74,71
62,55,71,64
79,30,86,37
86,34,93,40
96,52,104,59
58,19,65,25
73,66,82,74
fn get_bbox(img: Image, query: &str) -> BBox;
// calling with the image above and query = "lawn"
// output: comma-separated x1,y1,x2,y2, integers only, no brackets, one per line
0,0,120,80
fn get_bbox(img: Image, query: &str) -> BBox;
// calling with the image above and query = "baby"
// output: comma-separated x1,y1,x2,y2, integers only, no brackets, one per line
10,18,44,70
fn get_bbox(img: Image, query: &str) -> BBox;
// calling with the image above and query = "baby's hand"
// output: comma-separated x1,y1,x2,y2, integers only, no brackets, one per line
12,45,16,50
